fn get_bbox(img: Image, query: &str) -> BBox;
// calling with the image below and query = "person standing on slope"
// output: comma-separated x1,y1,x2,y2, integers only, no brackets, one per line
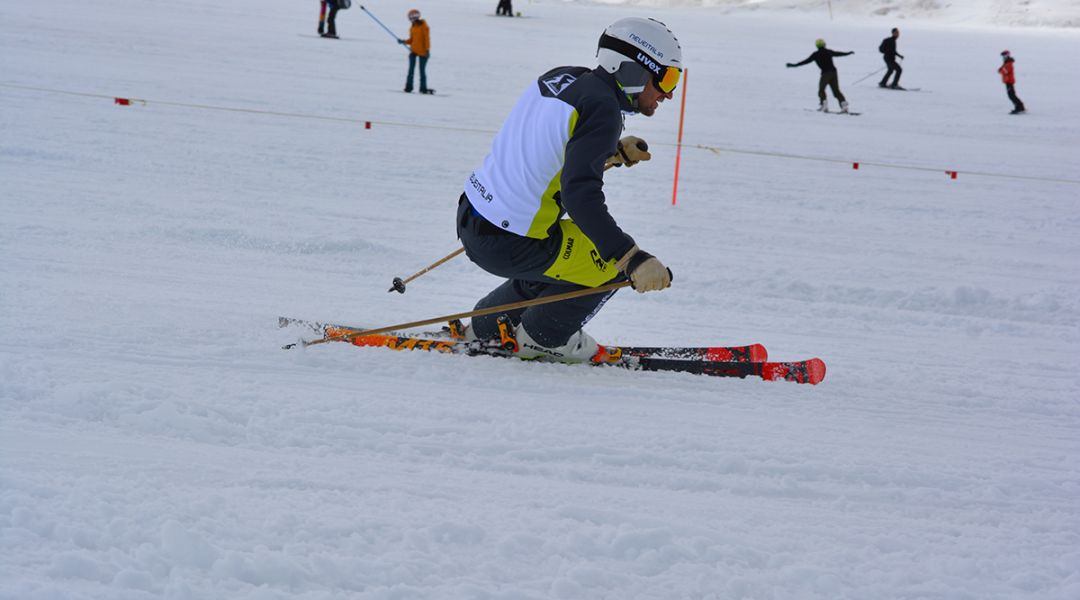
496,0,514,17
398,9,432,93
998,50,1026,114
787,38,854,113
456,17,681,363
878,28,904,89
318,0,342,39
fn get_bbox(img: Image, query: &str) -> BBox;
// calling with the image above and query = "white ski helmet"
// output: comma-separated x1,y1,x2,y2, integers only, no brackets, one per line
597,17,683,101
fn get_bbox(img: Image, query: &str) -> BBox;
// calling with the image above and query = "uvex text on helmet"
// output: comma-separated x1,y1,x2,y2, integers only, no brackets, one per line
596,17,682,96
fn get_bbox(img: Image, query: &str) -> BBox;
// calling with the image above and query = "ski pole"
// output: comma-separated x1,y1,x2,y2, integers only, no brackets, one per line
389,247,465,293
359,5,403,43
851,66,886,86
293,280,634,349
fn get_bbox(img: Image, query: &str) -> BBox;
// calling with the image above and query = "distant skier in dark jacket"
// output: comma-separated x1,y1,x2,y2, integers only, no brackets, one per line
878,28,904,88
998,50,1026,114
786,39,854,113
496,0,513,16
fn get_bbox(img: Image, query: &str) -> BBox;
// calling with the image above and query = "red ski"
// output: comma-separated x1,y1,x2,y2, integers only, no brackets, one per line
280,318,824,385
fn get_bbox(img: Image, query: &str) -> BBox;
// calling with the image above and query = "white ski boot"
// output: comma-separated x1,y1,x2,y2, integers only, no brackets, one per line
840,101,850,114
514,324,600,364
818,100,828,112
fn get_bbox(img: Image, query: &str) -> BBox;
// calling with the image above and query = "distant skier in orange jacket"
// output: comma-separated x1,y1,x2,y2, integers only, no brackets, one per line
398,9,433,94
998,50,1025,114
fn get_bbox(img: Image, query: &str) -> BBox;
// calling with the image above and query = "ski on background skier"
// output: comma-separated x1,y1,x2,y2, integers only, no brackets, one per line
804,109,862,116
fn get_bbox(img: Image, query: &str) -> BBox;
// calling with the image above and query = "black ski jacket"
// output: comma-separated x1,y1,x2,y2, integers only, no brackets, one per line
789,48,853,73
464,66,637,261
879,37,903,60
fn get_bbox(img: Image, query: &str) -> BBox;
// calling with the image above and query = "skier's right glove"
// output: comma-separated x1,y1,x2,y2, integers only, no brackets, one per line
616,245,672,293
605,136,651,169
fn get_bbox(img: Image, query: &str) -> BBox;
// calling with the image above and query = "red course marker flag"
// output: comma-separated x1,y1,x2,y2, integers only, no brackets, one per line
671,68,688,206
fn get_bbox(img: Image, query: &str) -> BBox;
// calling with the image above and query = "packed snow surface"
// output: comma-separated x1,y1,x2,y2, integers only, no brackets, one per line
2,0,1078,598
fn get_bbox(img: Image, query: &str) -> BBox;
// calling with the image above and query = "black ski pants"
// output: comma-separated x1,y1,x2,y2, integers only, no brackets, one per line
1006,84,1025,111
818,71,846,103
496,0,513,16
456,195,619,347
325,2,339,36
880,58,902,86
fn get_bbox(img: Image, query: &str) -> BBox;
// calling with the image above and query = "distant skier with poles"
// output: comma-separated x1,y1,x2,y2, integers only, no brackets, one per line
456,17,681,363
786,38,854,113
878,27,904,89
318,0,347,39
397,9,432,94
998,50,1026,114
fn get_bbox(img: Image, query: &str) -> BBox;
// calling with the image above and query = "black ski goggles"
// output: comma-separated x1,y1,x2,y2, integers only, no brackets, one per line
598,33,682,93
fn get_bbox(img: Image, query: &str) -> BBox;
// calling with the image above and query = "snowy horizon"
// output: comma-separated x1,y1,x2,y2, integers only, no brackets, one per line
2,0,1079,598
572,0,1080,28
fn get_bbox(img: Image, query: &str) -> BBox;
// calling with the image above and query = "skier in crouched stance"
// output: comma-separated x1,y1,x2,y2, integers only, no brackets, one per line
456,17,682,363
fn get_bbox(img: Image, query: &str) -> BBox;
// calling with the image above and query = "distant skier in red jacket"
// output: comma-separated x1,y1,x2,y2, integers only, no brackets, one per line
998,50,1026,114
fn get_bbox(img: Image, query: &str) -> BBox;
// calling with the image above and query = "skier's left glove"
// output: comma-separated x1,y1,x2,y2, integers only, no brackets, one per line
605,136,651,169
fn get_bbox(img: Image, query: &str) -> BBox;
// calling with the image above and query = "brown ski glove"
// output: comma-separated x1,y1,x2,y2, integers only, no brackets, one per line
604,136,651,169
615,245,672,293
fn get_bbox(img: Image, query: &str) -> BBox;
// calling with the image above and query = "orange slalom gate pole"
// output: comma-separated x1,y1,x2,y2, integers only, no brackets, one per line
672,68,688,206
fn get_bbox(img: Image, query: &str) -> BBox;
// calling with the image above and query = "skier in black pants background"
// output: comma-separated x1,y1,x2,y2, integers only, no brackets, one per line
998,50,1026,114
878,28,904,88
786,39,854,113
318,0,341,39
496,0,513,17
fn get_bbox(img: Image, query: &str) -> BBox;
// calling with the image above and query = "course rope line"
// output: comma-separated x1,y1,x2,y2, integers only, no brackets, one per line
696,144,1080,185
3,82,1077,186
0,83,495,136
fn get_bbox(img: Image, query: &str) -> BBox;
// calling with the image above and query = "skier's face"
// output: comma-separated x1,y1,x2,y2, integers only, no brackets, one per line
637,80,673,117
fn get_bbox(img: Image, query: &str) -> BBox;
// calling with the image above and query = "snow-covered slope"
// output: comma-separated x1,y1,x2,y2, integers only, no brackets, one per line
600,0,1080,28
2,0,1078,598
